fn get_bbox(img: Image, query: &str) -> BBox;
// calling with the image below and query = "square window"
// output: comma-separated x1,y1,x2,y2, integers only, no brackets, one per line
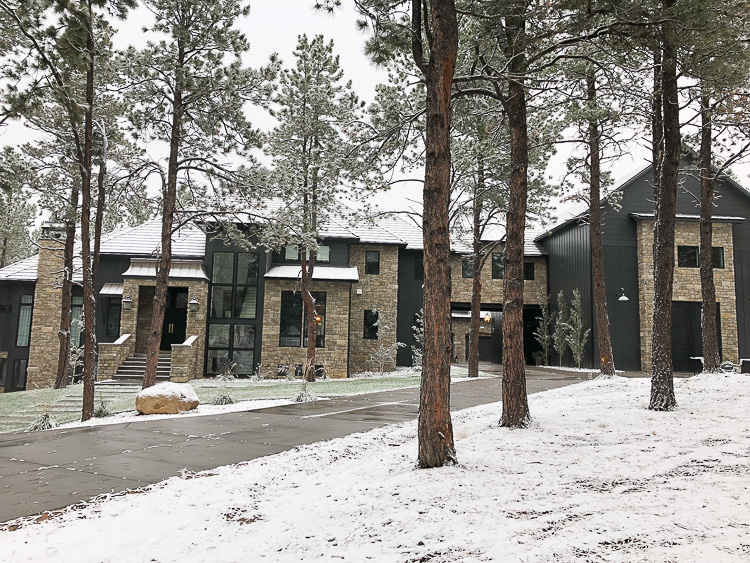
233,350,254,375
207,350,229,375
364,309,379,339
462,258,473,278
677,246,699,268
208,324,230,347
712,247,725,269
365,251,380,275
492,253,504,279
284,244,299,262
212,252,234,283
317,245,330,263
524,262,535,280
234,286,257,319
233,325,255,349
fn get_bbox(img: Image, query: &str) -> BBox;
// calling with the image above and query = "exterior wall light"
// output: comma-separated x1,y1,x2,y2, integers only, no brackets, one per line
188,295,199,312
618,288,629,302
315,315,322,324
484,313,491,323
122,294,133,311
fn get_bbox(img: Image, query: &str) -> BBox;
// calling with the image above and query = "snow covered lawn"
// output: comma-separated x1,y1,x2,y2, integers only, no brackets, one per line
3,373,749,562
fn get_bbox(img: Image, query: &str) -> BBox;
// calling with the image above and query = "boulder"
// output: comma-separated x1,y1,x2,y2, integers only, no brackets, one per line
136,382,200,415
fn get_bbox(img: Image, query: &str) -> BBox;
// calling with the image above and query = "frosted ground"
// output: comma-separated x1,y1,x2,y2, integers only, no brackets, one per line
2,372,748,562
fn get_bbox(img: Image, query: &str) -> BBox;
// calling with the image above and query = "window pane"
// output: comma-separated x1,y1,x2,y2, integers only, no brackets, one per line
237,253,259,285
12,359,27,390
16,295,33,347
317,246,330,263
304,292,326,347
462,259,473,278
524,262,535,280
210,286,232,318
280,291,303,347
677,246,699,268
208,324,230,347
414,256,424,280
284,244,299,261
712,247,725,269
233,325,255,349
212,252,234,283
233,350,254,375
492,253,504,279
207,349,230,375
364,309,379,339
235,286,257,319
106,298,121,339
365,251,380,275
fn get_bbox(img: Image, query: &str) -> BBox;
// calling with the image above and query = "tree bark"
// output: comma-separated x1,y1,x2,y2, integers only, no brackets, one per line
80,0,96,421
467,159,484,378
301,250,318,382
416,0,458,468
53,215,77,389
649,4,678,411
587,71,616,378
652,49,663,198
500,7,530,428
699,90,720,373
143,39,184,389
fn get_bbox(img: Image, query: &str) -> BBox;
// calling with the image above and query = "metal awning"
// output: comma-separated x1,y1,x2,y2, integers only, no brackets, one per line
451,310,493,319
100,283,124,295
123,259,209,280
265,265,360,282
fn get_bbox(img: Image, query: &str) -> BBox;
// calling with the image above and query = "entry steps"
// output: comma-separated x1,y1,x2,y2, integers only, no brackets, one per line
112,352,171,383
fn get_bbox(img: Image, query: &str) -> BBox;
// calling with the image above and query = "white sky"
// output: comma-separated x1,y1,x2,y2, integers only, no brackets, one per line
3,0,750,229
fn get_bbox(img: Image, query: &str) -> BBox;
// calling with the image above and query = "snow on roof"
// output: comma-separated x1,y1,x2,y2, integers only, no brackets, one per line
0,255,38,282
265,265,360,282
98,220,206,258
628,213,746,223
123,259,209,280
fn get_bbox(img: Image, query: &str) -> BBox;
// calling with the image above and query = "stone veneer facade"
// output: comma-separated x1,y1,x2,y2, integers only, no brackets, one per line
26,236,66,389
450,317,493,362
261,278,352,378
636,220,739,371
450,254,548,305
348,245,400,374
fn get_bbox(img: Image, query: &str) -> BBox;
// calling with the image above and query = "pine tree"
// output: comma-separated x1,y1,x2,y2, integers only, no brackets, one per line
552,290,569,367
0,149,35,269
565,289,591,370
533,289,552,366
122,0,276,389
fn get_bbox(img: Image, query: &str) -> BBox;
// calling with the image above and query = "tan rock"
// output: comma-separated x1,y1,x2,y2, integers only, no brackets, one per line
135,382,200,415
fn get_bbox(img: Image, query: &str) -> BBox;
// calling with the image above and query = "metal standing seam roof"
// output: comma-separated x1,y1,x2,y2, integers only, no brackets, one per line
98,220,207,257
265,265,360,282
122,259,209,280
628,213,746,223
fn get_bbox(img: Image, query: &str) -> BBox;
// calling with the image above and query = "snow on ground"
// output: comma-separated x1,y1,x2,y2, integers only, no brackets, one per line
54,398,295,430
3,374,749,562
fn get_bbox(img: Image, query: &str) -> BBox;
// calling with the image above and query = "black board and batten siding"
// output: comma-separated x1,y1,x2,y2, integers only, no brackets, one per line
396,250,424,367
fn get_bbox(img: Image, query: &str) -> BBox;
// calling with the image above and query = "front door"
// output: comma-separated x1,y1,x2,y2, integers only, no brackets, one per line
161,288,188,350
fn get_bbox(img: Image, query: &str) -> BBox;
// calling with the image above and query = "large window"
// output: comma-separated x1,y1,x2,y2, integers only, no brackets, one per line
492,253,504,279
279,290,326,348
16,294,33,347
365,251,380,275
207,323,256,376
284,244,330,263
462,259,473,278
677,246,725,269
364,309,379,339
70,296,84,347
524,262,535,281
211,252,259,319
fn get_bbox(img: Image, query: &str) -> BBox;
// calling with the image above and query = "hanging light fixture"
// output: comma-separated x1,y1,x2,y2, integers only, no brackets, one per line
315,315,322,323
618,288,629,302
188,295,199,312
483,312,491,323
122,294,133,311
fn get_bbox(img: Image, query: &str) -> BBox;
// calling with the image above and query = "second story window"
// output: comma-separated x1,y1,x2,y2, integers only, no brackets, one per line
365,251,380,275
462,258,474,278
677,246,725,269
492,253,504,279
712,247,725,269
210,252,259,319
16,294,33,347
284,244,330,263
524,262,535,280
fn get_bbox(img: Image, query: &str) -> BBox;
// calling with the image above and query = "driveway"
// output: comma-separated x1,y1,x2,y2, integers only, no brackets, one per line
0,371,590,523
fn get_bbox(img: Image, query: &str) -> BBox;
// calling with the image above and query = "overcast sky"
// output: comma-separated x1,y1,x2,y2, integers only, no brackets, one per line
4,0,750,230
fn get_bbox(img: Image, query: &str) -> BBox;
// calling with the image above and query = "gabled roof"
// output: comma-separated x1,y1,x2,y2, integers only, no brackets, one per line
98,220,206,258
0,255,38,282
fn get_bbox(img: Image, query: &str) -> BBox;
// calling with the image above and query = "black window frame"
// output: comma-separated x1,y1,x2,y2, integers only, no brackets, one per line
105,297,121,340
712,247,725,269
279,290,326,348
462,258,474,278
283,244,331,264
492,253,504,279
365,250,380,275
363,309,379,339
677,246,699,268
16,294,33,347
524,262,535,281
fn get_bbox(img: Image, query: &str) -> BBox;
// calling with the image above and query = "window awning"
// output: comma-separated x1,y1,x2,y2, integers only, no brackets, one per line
100,283,124,296
265,265,360,282
122,259,209,280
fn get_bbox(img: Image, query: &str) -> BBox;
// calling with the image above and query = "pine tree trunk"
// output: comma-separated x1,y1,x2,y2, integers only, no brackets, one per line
416,0,458,468
649,9,678,411
80,1,96,421
500,9,530,429
699,91,720,373
467,167,484,379
301,252,317,382
143,41,184,389
652,49,663,197
53,216,77,389
587,72,616,378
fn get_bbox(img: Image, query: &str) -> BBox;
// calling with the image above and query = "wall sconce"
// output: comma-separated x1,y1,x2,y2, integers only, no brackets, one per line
483,312,491,323
122,294,133,311
315,315,322,324
617,288,629,302
188,295,199,312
